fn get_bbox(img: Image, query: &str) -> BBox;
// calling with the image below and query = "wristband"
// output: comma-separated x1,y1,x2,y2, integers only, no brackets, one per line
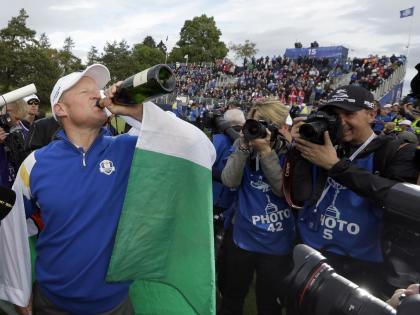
237,146,250,154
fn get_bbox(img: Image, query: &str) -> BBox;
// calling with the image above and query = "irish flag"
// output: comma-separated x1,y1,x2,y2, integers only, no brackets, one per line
107,102,216,315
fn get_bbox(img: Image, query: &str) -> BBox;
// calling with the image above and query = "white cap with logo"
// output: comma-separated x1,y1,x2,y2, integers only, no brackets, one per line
50,64,110,120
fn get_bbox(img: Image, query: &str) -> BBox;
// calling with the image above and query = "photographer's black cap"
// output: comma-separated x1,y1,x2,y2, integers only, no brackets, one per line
320,85,375,112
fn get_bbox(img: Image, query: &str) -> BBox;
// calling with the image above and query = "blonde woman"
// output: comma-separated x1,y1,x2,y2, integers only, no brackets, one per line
219,98,295,315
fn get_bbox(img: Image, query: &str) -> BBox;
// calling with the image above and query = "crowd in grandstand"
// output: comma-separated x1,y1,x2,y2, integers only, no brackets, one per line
350,54,406,91
173,54,406,107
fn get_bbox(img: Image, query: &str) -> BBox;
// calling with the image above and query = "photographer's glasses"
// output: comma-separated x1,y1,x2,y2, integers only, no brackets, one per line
27,99,39,105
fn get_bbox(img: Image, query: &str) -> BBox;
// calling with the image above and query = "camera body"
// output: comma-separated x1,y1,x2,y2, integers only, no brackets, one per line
0,113,12,133
242,119,279,142
299,110,341,145
202,106,225,130
203,107,240,141
283,244,419,315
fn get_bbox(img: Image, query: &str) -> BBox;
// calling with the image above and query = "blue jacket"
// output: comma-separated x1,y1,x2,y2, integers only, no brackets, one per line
20,129,137,314
212,134,236,210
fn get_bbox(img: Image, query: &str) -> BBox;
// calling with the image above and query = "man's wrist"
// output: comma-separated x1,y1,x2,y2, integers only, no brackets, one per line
328,158,351,174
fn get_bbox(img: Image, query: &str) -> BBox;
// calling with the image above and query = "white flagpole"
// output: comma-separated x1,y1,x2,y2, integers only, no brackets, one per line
165,36,168,64
405,13,414,60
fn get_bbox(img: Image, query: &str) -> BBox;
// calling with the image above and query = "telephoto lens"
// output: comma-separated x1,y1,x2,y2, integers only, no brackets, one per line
283,244,397,315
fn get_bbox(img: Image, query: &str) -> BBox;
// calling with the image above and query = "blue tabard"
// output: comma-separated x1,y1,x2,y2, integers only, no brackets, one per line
298,154,384,262
233,155,296,255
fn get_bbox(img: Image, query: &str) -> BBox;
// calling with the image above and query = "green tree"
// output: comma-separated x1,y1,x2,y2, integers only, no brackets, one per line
21,45,61,111
132,43,165,70
39,32,51,49
229,40,258,60
157,40,167,54
56,37,83,74
0,10,61,110
175,14,228,63
100,40,133,82
0,8,38,92
87,46,100,65
142,35,156,48
167,47,184,64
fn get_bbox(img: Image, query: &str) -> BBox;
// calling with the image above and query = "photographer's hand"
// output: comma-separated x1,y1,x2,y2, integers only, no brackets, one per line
290,116,306,141
0,127,8,144
249,130,272,155
387,284,419,309
103,82,143,121
295,131,339,170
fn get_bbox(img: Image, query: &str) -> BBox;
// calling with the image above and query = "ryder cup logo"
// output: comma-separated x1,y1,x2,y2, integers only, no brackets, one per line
99,159,115,175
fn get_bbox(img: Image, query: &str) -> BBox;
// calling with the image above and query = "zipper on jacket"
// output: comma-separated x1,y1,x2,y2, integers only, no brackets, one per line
57,129,105,167
82,152,87,167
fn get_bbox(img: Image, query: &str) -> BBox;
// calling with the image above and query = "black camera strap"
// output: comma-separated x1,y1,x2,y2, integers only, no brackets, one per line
283,148,304,209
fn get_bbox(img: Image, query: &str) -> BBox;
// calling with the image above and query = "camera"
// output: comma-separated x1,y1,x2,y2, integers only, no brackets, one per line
242,119,279,142
0,113,12,133
283,244,419,315
202,107,240,141
299,110,341,145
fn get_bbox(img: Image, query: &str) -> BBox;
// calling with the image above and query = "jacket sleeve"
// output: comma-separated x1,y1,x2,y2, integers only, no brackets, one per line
328,143,417,206
260,150,284,197
221,139,249,188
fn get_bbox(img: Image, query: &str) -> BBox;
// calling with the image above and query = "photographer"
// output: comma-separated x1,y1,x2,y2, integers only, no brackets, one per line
212,108,245,213
219,99,295,315
290,85,417,297
0,99,29,188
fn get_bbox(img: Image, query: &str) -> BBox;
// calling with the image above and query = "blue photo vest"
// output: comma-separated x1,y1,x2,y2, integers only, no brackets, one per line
298,154,384,262
233,155,296,255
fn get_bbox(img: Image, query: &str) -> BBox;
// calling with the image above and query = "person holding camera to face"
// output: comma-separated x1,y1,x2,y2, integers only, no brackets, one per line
219,99,296,315
290,85,418,298
0,99,30,188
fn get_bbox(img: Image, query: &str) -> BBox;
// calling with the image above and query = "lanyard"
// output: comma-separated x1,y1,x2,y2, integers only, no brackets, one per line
314,132,376,210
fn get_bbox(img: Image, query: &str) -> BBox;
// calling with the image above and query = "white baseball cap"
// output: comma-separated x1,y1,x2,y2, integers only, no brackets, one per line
50,64,110,120
383,104,392,108
23,94,39,103
399,119,412,126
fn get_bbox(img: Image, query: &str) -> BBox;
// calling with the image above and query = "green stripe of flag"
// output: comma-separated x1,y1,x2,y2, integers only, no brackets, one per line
107,103,216,315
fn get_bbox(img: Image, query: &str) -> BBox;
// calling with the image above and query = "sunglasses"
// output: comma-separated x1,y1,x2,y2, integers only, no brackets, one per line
28,99,40,105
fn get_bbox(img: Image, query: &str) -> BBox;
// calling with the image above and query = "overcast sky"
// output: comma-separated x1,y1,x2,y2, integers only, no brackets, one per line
1,0,419,95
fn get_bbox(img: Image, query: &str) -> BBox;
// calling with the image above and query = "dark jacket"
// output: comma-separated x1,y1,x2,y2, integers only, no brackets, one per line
291,135,417,207
25,117,61,153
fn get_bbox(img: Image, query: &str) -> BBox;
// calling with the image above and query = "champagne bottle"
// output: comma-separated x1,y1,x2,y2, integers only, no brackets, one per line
97,64,175,107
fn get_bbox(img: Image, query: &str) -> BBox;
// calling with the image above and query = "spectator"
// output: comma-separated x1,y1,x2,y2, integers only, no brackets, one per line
399,119,413,132
397,131,418,144
22,94,40,126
